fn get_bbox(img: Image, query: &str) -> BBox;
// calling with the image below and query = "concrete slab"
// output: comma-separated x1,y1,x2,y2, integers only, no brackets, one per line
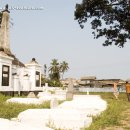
18,109,92,130
6,98,43,104
0,118,53,130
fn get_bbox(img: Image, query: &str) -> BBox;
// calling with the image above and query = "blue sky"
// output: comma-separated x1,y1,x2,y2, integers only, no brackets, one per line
1,0,130,80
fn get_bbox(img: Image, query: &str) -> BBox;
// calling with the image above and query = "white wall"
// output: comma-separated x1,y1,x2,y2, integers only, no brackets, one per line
78,87,126,93
26,65,42,91
0,57,43,92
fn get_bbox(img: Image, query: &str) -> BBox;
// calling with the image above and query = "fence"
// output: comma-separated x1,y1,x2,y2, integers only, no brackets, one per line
77,87,126,93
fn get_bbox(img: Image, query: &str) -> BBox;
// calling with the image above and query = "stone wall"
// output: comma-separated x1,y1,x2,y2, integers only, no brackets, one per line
78,87,126,93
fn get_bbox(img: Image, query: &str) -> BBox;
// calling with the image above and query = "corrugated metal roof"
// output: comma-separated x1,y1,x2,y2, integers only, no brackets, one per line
80,76,96,80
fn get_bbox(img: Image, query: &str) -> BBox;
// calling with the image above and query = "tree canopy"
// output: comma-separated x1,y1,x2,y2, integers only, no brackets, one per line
60,61,69,79
49,59,60,81
48,59,69,81
41,59,69,87
74,0,130,47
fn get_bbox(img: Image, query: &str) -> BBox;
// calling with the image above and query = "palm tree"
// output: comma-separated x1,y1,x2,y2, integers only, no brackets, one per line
49,59,60,81
60,61,69,79
44,64,47,78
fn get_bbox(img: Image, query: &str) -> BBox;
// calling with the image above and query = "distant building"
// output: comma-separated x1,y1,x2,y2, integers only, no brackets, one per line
95,79,120,88
79,76,96,87
61,78,79,87
78,76,125,88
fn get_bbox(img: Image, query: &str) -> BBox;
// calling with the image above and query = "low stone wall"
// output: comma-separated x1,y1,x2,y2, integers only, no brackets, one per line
77,87,126,93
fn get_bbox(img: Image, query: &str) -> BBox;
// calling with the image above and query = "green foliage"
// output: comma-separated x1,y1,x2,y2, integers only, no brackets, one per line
49,59,60,81
49,59,69,81
47,80,63,87
75,0,130,47
42,59,69,87
85,92,129,130
44,64,47,78
60,61,69,79
41,75,49,85
0,94,50,119
0,94,10,103
49,73,60,82
41,75,63,87
0,92,130,129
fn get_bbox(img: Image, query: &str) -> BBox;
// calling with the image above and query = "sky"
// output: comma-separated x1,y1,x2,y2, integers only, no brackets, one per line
0,0,130,80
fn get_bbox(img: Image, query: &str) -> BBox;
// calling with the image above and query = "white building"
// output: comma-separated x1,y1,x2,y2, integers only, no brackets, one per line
0,5,43,95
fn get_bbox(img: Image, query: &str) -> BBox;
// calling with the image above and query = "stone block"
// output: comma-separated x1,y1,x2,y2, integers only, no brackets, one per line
66,91,73,100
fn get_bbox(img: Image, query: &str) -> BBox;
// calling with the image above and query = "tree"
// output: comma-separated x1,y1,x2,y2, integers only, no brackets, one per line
47,59,69,87
60,61,69,79
44,64,47,78
49,59,60,81
41,74,47,86
74,0,130,47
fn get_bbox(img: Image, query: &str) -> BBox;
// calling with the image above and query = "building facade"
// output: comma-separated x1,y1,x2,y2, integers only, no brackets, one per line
0,5,42,95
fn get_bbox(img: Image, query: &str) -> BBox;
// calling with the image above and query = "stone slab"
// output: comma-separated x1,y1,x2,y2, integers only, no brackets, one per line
0,118,53,130
18,109,92,130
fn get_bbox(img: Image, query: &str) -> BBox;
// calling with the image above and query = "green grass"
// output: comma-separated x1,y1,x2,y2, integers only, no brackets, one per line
0,92,130,130
0,94,50,119
84,92,130,130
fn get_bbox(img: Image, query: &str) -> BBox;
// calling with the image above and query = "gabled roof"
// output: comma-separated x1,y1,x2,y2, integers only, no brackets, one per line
7,52,25,67
0,46,24,68
97,79,120,81
29,58,39,64
25,58,41,67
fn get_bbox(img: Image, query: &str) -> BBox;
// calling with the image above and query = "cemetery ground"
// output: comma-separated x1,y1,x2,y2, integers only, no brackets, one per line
0,93,130,130
0,94,50,119
84,92,130,130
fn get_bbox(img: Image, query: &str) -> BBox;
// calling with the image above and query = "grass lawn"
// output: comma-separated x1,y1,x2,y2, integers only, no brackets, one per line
0,94,50,119
0,92,130,130
85,92,130,130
